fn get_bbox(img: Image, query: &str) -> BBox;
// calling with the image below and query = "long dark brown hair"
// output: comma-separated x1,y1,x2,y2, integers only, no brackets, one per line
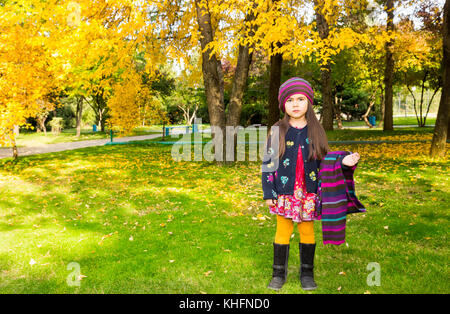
267,99,329,161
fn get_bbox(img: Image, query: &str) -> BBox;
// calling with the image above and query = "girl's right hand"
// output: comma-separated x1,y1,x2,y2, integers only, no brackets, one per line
266,199,276,207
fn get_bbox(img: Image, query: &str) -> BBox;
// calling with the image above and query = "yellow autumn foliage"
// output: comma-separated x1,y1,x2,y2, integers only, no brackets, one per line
0,0,165,148
107,72,143,136
0,0,63,146
107,72,169,135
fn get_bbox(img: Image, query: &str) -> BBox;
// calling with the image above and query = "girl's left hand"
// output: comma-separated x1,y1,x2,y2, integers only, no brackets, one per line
342,152,360,167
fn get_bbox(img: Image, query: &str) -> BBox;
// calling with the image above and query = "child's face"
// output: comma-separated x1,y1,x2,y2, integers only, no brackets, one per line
285,93,308,119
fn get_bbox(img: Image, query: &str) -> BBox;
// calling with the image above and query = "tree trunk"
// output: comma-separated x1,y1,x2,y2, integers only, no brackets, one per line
36,115,47,134
362,90,377,128
98,108,105,132
418,71,428,127
189,104,199,125
227,44,253,163
226,1,257,163
266,0,284,132
424,86,441,126
430,0,450,158
227,0,257,128
335,94,343,129
8,128,19,159
448,112,450,136
87,89,109,133
267,52,282,130
320,63,333,130
226,42,253,127
12,145,18,159
362,100,375,128
178,103,199,126
98,116,102,132
195,0,226,163
383,0,394,131
76,96,84,137
377,89,385,128
406,84,419,125
314,0,333,131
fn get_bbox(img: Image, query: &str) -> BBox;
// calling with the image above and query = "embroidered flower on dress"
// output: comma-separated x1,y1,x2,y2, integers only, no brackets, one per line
283,158,290,168
281,176,288,187
267,174,274,182
309,171,316,181
286,141,294,147
271,189,277,198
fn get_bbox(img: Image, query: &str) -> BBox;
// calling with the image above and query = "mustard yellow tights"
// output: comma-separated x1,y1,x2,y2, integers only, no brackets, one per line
274,215,315,244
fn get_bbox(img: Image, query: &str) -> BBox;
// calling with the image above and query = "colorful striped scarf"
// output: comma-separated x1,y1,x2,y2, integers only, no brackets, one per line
315,151,366,245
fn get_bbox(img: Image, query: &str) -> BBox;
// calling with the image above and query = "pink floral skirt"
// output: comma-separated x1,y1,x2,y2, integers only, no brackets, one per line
269,144,321,223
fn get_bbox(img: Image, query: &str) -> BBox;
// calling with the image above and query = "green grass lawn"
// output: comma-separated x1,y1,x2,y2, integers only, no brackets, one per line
0,128,448,293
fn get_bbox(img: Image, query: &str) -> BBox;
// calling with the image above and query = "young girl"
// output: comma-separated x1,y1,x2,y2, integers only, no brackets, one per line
261,77,360,291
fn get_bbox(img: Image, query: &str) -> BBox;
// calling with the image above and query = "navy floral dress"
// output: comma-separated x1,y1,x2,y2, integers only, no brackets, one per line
269,125,321,223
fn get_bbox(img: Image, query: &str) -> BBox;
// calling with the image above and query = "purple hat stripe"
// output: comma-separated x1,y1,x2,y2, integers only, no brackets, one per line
280,86,314,99
279,86,314,103
279,84,313,98
280,81,314,94
280,78,313,90
280,85,313,96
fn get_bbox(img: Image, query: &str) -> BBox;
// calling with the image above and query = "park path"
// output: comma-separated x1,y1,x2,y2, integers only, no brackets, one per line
0,133,163,159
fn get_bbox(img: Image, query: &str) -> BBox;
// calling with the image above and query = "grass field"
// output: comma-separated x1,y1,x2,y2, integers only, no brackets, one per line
0,127,448,294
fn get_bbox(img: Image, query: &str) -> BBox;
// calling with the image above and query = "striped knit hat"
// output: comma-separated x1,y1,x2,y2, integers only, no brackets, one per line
278,77,314,113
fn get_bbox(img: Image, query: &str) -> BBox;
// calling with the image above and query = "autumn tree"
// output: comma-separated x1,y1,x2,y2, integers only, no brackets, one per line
0,0,173,158
244,0,372,131
168,83,202,125
75,95,84,137
395,16,442,127
430,0,449,158
153,0,259,163
0,0,64,158
314,0,334,130
351,25,387,127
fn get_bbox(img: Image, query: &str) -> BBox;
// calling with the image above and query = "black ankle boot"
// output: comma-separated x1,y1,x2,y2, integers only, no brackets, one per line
268,243,289,291
299,243,317,290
